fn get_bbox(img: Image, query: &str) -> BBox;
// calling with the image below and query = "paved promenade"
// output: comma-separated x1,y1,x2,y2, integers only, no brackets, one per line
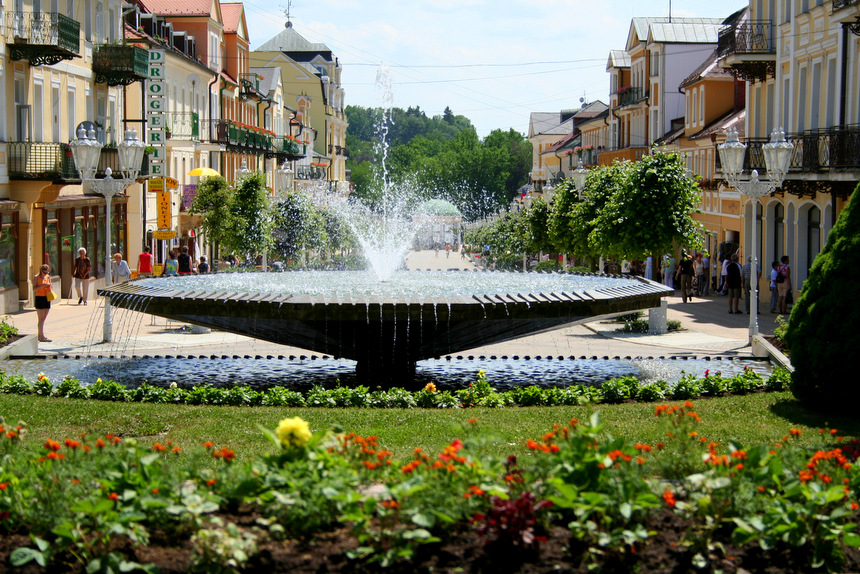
5,251,782,360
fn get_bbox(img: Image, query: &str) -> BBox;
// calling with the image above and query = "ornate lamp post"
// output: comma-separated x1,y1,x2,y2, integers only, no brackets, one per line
70,124,146,343
718,127,794,344
276,161,294,200
572,158,588,199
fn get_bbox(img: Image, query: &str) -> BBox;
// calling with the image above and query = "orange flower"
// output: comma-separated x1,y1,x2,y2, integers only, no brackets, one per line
789,428,802,436
206,479,217,486
44,439,61,451
152,443,167,452
95,439,106,448
108,492,119,501
203,441,214,449
663,488,676,508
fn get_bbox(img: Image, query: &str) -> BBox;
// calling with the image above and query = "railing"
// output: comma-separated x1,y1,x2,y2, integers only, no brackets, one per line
296,165,326,180
97,148,150,179
92,44,148,86
717,20,774,57
206,119,230,144
714,125,860,175
165,112,199,140
239,74,266,99
272,137,303,159
616,87,646,107
6,142,78,181
598,147,649,166
833,0,860,11
5,12,80,59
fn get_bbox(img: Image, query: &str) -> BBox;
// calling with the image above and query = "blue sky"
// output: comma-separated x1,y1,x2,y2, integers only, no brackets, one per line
243,0,749,137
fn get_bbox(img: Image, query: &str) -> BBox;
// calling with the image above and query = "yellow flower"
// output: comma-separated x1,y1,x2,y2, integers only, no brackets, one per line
424,382,437,393
275,417,312,449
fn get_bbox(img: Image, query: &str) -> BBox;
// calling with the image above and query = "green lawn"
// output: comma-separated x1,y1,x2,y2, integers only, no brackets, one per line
2,391,857,462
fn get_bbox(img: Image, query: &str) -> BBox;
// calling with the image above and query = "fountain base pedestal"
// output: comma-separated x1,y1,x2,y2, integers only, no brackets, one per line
355,357,417,389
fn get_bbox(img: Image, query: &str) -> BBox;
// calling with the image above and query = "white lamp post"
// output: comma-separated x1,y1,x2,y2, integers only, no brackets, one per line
70,124,146,343
572,158,588,199
277,160,294,199
718,127,794,344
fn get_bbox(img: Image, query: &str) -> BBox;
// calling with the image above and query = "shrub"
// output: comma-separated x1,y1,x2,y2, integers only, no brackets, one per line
787,183,860,413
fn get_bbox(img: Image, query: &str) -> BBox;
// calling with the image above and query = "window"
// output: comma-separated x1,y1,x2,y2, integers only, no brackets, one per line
773,203,785,262
810,62,821,129
699,87,705,125
45,210,59,276
67,87,76,139
650,52,659,77
0,212,18,290
807,206,820,275
797,68,807,132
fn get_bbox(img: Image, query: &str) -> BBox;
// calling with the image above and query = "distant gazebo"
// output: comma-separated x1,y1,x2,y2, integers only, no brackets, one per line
413,199,463,249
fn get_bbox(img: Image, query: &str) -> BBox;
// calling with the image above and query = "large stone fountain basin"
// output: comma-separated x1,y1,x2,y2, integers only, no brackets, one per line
98,271,672,385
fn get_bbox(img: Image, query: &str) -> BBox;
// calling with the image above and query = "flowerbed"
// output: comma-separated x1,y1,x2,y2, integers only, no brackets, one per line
0,366,792,408
1,399,859,572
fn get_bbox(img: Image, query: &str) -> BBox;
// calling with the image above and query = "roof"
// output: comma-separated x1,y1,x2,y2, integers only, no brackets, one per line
256,22,331,53
250,66,280,95
573,100,609,119
529,112,574,137
138,0,213,17
631,17,723,44
679,49,734,89
653,125,685,146
688,109,746,140
220,2,243,33
607,49,631,69
419,199,462,217
542,132,580,154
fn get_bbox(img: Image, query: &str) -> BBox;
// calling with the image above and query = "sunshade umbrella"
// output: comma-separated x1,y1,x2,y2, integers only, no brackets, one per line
187,167,220,177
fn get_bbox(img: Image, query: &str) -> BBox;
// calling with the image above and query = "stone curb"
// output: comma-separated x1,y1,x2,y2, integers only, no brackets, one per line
752,335,793,372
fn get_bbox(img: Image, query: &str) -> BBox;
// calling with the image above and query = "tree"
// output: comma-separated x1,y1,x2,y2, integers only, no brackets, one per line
271,192,323,261
786,184,859,413
590,152,703,261
230,171,273,260
188,175,233,256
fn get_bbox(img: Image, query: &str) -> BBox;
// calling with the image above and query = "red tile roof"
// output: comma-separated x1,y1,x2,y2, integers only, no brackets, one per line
140,0,213,17
221,2,243,33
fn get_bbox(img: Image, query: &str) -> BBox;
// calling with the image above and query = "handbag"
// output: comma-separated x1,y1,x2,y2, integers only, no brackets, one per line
46,291,58,302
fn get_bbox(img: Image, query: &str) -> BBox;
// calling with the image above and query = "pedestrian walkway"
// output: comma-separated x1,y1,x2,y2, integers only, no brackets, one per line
3,266,784,360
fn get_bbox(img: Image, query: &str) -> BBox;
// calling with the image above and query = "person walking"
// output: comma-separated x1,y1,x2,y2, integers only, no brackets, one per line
661,254,676,289
197,256,210,274
675,252,695,303
725,254,743,314
33,264,54,342
776,255,792,315
163,250,179,276
743,256,762,315
701,252,710,295
112,253,132,283
769,261,780,313
719,256,730,295
138,246,153,278
178,245,193,275
72,247,91,305
693,253,705,296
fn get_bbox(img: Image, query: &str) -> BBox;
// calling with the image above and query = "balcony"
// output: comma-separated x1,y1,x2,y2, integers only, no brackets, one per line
92,44,148,86
7,142,78,182
5,11,80,66
295,165,326,180
206,119,230,145
269,137,304,161
717,20,775,82
598,147,649,167
165,112,200,141
615,87,647,108
239,74,267,100
832,0,860,35
96,148,150,180
715,125,860,197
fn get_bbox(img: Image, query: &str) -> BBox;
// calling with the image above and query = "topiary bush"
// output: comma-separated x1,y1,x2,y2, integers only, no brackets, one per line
786,184,860,413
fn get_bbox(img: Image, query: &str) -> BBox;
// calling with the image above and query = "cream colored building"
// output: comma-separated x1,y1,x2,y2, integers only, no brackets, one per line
717,1,859,293
0,0,140,313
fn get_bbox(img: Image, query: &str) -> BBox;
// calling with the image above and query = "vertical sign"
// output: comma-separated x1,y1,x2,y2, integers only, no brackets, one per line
146,50,167,182
157,192,172,229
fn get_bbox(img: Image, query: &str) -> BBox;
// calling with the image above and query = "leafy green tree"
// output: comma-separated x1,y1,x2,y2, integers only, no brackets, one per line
524,197,553,254
188,175,233,255
786,184,859,413
271,192,324,261
589,152,702,261
230,171,273,260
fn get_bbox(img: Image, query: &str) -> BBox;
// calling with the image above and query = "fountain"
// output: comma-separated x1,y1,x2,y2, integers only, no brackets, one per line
96,66,671,387
98,271,672,387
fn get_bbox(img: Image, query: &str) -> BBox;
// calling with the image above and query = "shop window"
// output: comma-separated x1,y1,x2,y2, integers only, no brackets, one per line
46,210,59,275
0,213,18,290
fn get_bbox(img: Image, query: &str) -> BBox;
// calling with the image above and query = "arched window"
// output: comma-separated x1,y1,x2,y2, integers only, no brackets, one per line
807,206,821,275
773,203,784,262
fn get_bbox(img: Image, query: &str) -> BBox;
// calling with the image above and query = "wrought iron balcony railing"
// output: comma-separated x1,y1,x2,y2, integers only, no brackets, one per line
5,11,80,66
615,87,647,108
7,142,78,181
832,0,860,11
718,20,775,57
239,74,267,100
95,148,150,179
165,112,199,140
92,44,148,86
270,137,304,160
715,125,860,175
295,165,326,180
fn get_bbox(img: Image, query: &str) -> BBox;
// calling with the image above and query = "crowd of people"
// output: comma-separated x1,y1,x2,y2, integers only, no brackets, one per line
659,250,793,315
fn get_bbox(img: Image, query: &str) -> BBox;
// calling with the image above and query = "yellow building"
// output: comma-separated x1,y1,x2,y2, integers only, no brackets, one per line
0,0,141,313
716,1,859,294
251,20,349,195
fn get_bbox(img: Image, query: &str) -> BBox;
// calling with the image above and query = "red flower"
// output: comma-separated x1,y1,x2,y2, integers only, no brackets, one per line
108,492,119,501
663,489,676,508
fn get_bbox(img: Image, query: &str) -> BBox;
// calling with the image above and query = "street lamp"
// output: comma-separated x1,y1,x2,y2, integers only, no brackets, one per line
572,158,588,199
236,158,250,180
718,127,794,344
70,123,146,343
277,160,294,198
